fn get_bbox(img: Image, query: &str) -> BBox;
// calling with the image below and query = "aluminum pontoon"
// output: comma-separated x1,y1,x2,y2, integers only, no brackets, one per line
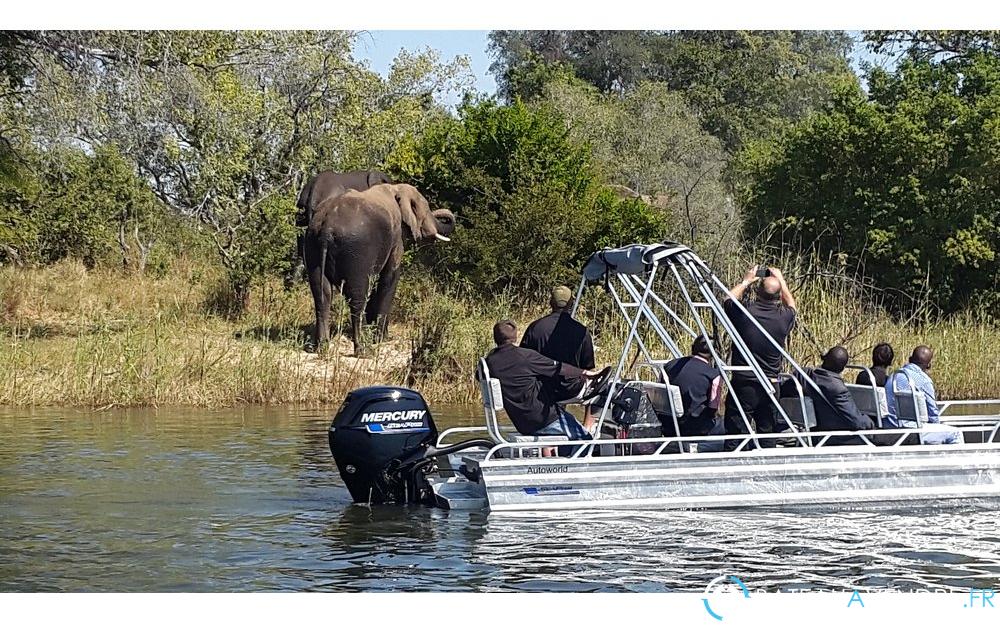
328,243,1000,512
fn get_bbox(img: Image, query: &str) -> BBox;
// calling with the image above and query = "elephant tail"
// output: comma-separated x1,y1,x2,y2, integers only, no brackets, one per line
318,237,329,285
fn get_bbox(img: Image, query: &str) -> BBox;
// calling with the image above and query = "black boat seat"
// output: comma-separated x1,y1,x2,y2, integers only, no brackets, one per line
846,384,888,427
778,397,817,429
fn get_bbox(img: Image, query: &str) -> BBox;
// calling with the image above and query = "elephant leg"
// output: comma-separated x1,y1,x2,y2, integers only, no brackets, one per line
367,264,400,341
305,246,333,352
343,275,371,357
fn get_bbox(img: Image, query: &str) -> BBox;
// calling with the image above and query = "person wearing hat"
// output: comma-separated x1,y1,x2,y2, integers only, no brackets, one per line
521,285,598,432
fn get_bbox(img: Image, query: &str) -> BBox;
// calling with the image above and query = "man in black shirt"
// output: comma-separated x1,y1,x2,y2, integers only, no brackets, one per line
806,346,874,444
521,286,596,370
485,320,602,443
663,336,723,438
722,265,797,450
521,285,598,431
856,342,893,387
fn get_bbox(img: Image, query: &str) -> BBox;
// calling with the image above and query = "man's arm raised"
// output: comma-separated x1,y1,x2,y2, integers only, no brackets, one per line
729,265,761,301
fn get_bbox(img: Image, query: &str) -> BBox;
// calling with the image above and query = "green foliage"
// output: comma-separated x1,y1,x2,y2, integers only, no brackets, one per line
738,53,1000,312
865,30,1000,63
0,167,37,266
387,98,673,290
41,146,163,268
3,30,471,312
544,80,730,248
489,30,856,150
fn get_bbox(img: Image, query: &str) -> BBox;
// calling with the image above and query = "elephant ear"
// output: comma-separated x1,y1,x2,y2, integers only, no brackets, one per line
368,170,391,187
394,185,422,238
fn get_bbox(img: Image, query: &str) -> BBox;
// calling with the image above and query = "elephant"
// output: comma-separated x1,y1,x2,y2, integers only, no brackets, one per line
285,170,392,288
295,169,392,228
304,183,455,355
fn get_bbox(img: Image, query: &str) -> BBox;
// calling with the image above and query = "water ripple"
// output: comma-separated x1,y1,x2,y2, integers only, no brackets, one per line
2,406,998,591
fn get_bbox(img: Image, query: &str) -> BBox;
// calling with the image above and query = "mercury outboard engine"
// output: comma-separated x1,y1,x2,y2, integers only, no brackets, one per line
329,386,439,504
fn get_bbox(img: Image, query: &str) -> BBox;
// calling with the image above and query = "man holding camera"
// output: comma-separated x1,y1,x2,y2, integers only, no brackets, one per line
722,265,797,450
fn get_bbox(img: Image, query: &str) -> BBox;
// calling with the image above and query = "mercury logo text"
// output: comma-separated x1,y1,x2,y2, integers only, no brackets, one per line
360,410,427,423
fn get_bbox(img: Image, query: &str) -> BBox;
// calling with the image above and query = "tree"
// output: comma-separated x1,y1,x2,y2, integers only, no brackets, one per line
386,97,674,291
544,80,731,249
490,31,654,99
489,30,856,151
865,30,1000,63
11,30,471,309
738,54,1000,312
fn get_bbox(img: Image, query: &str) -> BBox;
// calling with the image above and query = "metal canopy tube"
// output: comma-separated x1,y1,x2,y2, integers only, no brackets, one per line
664,260,762,448
684,251,826,399
588,266,660,456
605,277,659,373
615,273,684,361
570,274,588,318
674,251,807,441
623,273,697,338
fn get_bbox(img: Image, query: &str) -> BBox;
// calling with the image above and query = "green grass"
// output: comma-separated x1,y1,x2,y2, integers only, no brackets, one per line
2,255,999,407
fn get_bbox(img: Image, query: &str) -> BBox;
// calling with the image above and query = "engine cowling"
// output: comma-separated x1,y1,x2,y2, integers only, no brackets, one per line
328,386,438,504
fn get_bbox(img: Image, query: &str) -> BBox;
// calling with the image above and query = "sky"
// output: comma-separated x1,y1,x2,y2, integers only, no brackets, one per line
352,30,498,95
351,30,895,99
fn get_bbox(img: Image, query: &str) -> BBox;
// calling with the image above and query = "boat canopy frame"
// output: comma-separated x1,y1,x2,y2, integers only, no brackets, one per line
571,243,870,454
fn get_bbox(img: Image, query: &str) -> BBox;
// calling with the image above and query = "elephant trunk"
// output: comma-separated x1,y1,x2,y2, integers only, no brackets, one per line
431,208,456,241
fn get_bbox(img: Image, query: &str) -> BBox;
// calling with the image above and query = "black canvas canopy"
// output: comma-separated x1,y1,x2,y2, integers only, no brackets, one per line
581,243,689,282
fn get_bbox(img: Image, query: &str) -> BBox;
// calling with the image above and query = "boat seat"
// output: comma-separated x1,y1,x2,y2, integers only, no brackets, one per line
477,358,510,445
891,372,929,428
846,384,888,427
626,380,686,449
778,397,817,429
477,357,569,453
632,381,684,420
895,390,929,426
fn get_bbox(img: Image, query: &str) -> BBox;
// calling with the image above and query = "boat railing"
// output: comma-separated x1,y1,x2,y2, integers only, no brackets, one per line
939,399,1000,412
437,425,517,447
482,421,1000,462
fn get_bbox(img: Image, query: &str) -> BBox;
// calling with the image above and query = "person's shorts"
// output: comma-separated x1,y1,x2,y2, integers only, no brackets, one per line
531,409,592,456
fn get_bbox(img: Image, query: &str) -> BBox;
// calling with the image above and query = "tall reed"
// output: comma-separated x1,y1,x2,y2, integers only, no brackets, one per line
2,255,998,408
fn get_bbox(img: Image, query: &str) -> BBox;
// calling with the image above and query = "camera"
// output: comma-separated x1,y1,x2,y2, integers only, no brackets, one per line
755,267,772,278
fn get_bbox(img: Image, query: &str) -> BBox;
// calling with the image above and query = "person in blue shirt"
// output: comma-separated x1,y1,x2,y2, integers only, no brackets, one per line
884,345,962,445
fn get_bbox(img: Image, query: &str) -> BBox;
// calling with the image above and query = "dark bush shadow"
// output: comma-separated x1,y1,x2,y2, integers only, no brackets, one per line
237,323,352,353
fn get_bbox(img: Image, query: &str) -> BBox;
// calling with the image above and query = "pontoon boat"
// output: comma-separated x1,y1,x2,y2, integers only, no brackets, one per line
328,244,1000,511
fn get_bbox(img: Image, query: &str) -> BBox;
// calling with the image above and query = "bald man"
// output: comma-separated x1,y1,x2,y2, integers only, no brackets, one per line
722,265,797,450
806,346,874,444
885,345,962,444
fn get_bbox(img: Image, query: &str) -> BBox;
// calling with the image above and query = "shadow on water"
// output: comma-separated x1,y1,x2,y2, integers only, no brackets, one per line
2,405,999,591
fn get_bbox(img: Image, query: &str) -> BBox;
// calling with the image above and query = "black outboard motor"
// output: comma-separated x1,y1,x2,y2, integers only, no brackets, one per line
329,386,438,504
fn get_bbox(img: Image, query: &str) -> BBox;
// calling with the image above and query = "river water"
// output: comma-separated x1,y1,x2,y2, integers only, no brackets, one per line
2,406,999,592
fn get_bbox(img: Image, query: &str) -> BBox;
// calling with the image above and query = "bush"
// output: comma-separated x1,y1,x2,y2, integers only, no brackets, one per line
387,98,675,292
738,54,1000,313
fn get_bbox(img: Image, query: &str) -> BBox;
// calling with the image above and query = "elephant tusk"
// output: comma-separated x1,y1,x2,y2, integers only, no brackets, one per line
434,233,451,242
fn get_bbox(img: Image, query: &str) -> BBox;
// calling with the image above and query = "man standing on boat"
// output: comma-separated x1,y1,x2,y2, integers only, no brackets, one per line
722,265,797,450
521,285,598,432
